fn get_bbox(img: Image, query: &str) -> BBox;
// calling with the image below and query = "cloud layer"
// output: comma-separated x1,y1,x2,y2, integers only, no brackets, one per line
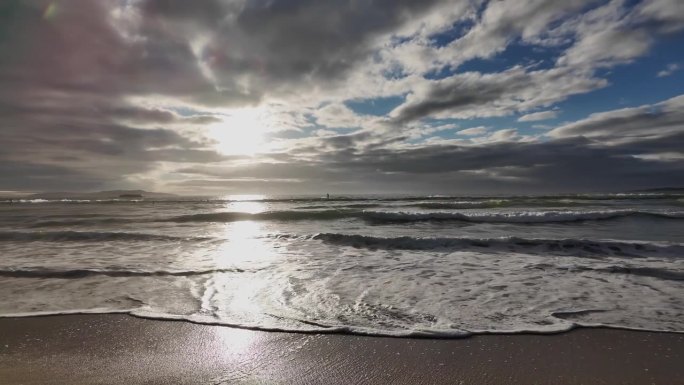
1,0,683,194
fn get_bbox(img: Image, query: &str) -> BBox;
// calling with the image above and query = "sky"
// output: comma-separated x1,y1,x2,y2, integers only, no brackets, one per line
1,0,683,196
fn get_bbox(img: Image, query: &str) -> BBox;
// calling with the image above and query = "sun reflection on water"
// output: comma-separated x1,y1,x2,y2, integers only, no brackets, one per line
205,219,281,334
198,195,287,335
225,194,266,201
224,194,268,214
214,197,272,264
209,326,260,362
227,201,267,214
214,220,276,267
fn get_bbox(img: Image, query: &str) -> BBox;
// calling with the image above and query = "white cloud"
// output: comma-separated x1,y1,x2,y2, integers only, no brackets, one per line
390,66,606,122
457,126,488,136
548,94,684,143
436,0,596,71
657,63,681,77
554,1,652,68
314,103,368,128
518,110,559,122
636,0,684,33
488,129,519,141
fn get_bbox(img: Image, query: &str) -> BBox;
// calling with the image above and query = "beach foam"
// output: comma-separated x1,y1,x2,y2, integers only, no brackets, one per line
1,194,682,337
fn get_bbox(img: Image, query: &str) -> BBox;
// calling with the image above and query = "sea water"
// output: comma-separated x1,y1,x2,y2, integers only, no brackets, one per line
1,193,683,336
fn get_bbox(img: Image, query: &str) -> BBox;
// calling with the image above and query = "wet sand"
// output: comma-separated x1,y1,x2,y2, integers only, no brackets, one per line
0,314,682,384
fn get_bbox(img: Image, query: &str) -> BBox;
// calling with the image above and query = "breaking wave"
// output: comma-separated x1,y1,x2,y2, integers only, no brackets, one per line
29,218,133,228
311,233,684,257
163,209,684,224
0,231,210,242
0,267,250,279
563,265,684,282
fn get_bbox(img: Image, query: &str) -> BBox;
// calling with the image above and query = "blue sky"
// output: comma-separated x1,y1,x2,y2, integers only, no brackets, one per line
1,0,683,195
344,14,684,140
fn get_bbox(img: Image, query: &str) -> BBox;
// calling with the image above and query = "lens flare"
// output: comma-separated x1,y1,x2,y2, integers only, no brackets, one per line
43,2,58,20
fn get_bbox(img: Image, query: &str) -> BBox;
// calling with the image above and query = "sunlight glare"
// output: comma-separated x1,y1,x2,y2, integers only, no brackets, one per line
209,109,272,156
228,201,267,214
214,220,276,266
225,195,267,214
226,194,266,201
210,326,259,361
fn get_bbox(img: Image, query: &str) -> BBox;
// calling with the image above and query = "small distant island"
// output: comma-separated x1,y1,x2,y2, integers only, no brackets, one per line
118,193,144,198
630,187,684,194
26,190,178,200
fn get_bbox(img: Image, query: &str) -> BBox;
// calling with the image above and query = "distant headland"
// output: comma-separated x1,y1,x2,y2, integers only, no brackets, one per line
25,190,178,200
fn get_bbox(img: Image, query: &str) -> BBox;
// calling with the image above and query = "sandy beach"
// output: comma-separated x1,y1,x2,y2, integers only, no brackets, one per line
0,314,681,384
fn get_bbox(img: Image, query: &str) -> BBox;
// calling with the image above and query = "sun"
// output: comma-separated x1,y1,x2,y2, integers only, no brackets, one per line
208,108,271,156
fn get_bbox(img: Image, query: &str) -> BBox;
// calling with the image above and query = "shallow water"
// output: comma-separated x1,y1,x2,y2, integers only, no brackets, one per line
1,193,683,336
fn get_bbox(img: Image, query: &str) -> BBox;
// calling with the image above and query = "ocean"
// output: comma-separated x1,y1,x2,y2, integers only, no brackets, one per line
1,193,683,337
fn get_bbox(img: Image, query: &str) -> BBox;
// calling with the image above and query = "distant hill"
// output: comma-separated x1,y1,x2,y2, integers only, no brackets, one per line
28,190,178,199
630,187,684,194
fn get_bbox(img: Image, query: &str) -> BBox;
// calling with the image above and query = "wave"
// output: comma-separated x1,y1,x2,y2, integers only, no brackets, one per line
164,209,355,223
2,199,143,204
409,201,509,209
359,210,684,224
0,267,250,279
1,306,681,338
407,199,593,209
29,217,133,228
295,203,382,209
4,192,683,205
162,209,684,224
0,231,210,242
565,265,684,282
23,209,684,228
311,233,684,256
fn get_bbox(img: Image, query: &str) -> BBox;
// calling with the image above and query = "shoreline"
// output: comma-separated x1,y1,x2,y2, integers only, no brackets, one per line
1,314,682,384
3,309,684,339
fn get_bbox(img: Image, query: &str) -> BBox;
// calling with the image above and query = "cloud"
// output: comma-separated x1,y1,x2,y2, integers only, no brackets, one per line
137,0,460,103
485,129,520,142
437,0,595,68
657,63,681,77
390,66,605,123
555,2,653,69
518,110,559,122
1,0,682,194
548,94,684,145
189,132,683,194
550,0,684,70
636,0,684,33
313,103,369,129
457,126,489,136
383,0,684,127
